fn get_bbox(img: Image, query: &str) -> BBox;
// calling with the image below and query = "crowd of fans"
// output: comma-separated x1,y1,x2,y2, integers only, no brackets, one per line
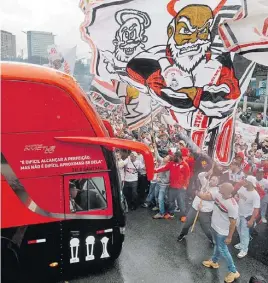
97,106,268,283
236,106,268,127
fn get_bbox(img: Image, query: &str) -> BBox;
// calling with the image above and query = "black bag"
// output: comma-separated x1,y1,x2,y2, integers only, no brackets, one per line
246,215,253,221
131,160,141,178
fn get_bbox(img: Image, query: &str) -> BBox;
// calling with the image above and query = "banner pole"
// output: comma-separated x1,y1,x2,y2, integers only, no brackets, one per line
150,100,157,159
191,162,214,233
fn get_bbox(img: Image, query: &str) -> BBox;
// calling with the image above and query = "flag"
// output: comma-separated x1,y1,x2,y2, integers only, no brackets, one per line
235,120,268,146
219,0,268,65
47,45,77,75
115,81,162,130
88,91,120,111
79,0,258,165
88,79,162,129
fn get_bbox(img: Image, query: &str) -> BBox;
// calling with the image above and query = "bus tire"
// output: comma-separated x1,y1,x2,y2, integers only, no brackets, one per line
1,240,20,283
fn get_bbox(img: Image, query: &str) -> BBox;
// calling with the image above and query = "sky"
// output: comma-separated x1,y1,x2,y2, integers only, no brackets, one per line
0,0,90,58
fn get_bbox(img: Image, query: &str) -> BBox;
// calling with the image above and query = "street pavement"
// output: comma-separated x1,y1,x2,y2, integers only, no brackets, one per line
69,208,268,283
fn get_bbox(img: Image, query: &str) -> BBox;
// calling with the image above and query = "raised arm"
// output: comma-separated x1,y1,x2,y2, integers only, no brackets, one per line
183,163,190,188
155,162,171,173
196,191,213,201
154,143,163,164
198,172,208,187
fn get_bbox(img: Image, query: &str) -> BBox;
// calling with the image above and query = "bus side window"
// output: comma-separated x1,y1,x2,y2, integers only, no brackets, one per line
69,177,107,213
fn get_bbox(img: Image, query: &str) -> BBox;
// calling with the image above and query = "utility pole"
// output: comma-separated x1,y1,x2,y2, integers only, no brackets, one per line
243,94,248,112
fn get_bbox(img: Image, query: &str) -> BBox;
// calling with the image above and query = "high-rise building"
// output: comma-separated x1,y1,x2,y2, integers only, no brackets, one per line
27,31,55,58
1,30,16,58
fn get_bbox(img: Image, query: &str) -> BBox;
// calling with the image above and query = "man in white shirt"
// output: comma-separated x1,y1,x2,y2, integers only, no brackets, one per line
197,183,240,283
137,153,149,208
234,175,260,258
116,151,125,186
228,161,245,185
122,152,144,210
177,172,219,243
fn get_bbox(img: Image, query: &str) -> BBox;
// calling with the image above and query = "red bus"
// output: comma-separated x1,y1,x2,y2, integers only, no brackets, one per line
1,62,154,282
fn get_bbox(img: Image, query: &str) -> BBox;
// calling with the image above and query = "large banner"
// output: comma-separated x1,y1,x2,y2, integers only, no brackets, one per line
79,0,267,164
46,45,77,75
235,121,268,146
88,80,162,129
219,0,268,65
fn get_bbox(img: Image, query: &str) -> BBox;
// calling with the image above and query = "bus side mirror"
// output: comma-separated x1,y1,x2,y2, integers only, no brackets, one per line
54,136,155,180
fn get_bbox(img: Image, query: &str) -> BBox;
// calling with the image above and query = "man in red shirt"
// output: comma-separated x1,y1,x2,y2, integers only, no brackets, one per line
181,147,195,177
181,147,195,199
155,151,190,222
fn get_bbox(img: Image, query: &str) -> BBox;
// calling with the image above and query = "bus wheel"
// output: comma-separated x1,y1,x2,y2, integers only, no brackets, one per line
2,247,20,282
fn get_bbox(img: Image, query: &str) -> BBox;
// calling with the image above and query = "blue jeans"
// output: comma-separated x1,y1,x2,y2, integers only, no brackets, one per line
146,182,157,205
154,183,160,205
168,188,186,216
155,183,168,215
237,216,250,253
211,229,237,273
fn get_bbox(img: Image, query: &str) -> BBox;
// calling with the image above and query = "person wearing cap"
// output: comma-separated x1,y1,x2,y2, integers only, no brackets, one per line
234,175,260,258
197,182,240,283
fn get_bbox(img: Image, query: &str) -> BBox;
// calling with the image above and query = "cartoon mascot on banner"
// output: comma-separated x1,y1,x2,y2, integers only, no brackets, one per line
123,4,241,164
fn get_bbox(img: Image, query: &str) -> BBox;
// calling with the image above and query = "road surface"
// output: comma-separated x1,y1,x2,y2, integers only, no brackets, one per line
69,208,268,283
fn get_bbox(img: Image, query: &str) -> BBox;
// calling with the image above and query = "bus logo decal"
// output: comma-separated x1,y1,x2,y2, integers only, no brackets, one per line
70,238,80,263
85,236,95,261
100,236,110,259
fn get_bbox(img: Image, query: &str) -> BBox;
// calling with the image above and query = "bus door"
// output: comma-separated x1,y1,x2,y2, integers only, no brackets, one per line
62,172,114,273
